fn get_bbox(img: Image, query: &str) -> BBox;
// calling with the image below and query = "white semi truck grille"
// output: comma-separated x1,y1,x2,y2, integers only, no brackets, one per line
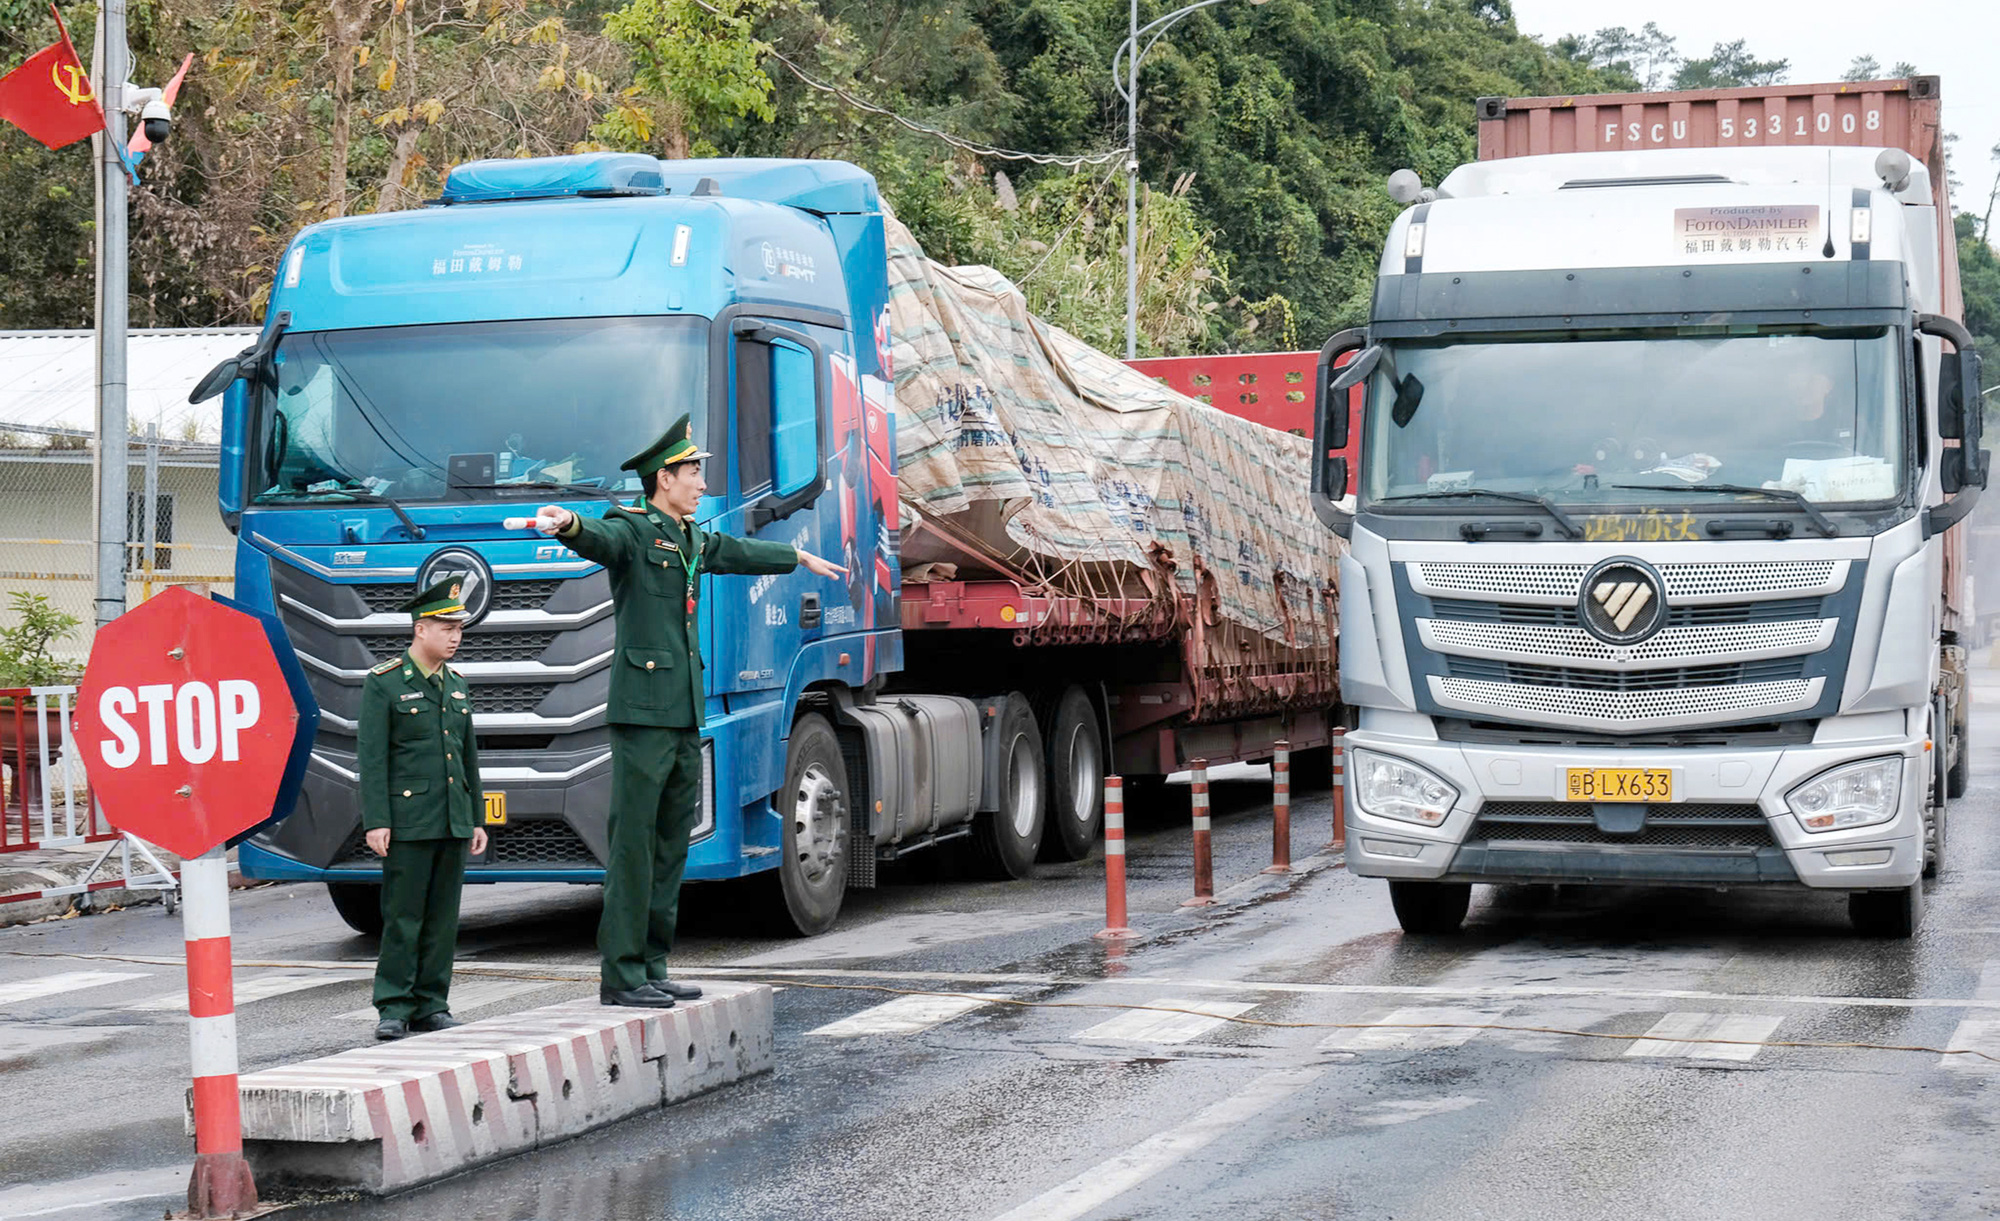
1410,559,1848,604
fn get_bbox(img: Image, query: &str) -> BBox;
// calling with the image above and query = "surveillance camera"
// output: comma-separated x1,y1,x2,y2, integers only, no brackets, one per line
140,97,171,145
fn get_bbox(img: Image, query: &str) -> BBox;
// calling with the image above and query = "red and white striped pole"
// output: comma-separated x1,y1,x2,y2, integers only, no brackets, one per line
182,846,258,1218
1329,727,1347,851
1182,759,1215,907
1094,775,1135,940
1264,740,1291,874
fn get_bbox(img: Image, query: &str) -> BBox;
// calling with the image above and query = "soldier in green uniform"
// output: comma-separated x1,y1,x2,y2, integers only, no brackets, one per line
358,576,487,1040
527,414,847,1008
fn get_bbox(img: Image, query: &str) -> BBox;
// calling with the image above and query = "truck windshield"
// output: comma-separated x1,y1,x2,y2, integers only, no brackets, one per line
250,316,708,504
1361,326,1906,509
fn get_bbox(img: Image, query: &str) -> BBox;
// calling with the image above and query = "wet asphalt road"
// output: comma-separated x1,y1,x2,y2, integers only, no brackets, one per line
4,696,2000,1218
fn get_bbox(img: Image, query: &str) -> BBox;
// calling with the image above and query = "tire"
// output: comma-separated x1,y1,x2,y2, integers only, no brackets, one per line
762,712,849,937
1387,880,1471,934
327,882,384,937
973,695,1045,879
1849,882,1923,938
1039,687,1104,862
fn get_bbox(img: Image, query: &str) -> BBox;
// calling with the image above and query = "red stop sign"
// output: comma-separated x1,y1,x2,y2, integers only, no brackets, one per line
73,586,301,859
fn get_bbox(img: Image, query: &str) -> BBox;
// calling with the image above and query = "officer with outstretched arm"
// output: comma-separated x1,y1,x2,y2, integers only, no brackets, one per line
526,414,848,1007
359,575,487,1040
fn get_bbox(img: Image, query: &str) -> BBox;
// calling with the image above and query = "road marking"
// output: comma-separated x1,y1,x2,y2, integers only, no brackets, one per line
1320,1006,1508,1052
730,909,1095,965
0,971,149,1008
808,991,1012,1038
1976,961,2000,1003
1355,1095,1484,1127
334,975,564,1022
1941,1019,2000,1070
0,1164,186,1218
987,1067,1324,1221
1625,1012,1785,1062
1073,997,1257,1044
129,969,367,1013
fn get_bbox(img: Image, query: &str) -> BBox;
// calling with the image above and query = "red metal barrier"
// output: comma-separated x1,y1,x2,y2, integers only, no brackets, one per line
1264,741,1291,875
0,687,112,854
1182,760,1215,907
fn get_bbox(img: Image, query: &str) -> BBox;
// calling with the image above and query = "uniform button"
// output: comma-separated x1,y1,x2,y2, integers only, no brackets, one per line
645,660,656,670
402,789,412,797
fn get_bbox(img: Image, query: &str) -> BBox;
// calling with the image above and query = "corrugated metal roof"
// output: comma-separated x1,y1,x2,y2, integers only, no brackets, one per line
0,328,258,443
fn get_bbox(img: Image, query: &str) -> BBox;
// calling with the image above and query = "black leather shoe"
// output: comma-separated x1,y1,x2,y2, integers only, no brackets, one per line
600,985,675,1009
646,978,703,1001
409,1012,464,1033
374,1018,410,1041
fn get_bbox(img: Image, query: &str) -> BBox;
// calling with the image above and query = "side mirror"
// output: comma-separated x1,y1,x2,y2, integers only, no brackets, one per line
1312,328,1368,534
1918,314,1988,493
190,310,292,404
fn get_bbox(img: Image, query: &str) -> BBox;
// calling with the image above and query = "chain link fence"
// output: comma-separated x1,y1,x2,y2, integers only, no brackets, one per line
0,423,234,669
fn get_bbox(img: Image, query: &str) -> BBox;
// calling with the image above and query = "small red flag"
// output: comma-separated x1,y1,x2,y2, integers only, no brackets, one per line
0,6,106,151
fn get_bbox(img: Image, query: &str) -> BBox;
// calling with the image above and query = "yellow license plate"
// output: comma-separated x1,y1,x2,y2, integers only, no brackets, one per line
483,792,507,826
1564,768,1673,803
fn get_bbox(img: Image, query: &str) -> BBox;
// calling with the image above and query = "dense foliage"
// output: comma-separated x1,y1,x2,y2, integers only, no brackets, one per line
2,0,1996,362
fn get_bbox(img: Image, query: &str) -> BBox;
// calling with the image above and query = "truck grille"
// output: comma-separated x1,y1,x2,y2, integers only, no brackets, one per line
363,632,557,664
466,682,557,713
1444,656,1806,691
1432,675,1821,725
1428,597,1823,627
354,578,563,613
1473,802,1774,849
488,820,599,865
1412,560,1845,603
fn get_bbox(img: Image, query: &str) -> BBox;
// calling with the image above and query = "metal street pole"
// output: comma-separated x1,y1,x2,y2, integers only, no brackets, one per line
1125,0,1138,361
92,0,131,630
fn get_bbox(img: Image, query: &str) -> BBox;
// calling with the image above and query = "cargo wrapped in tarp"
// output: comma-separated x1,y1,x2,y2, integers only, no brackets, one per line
885,215,1341,722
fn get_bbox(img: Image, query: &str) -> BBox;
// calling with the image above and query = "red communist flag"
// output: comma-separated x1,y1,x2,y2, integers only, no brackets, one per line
0,7,106,151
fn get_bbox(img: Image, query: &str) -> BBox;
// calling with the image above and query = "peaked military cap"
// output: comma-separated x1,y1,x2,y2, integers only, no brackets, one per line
621,412,711,477
401,574,472,623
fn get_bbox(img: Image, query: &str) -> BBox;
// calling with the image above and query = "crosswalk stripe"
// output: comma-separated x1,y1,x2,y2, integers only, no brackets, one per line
336,976,568,1022
130,970,369,1013
1625,1012,1783,1062
1320,1006,1508,1052
1072,998,1256,1045
1941,1019,2000,1070
809,992,1012,1038
0,971,150,1008
1975,961,2000,1003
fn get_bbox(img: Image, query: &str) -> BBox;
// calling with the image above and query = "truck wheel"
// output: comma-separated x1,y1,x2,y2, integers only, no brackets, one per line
1849,882,1923,938
326,882,384,937
974,696,1045,879
1039,687,1104,862
765,712,849,937
1387,880,1471,934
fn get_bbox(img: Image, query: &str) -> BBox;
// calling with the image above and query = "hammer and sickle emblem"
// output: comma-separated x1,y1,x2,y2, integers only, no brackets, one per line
51,62,95,106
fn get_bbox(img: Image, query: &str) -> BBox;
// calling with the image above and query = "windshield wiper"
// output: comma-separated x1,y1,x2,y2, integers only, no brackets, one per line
265,489,427,541
1377,489,1583,539
450,481,623,504
1610,483,1837,537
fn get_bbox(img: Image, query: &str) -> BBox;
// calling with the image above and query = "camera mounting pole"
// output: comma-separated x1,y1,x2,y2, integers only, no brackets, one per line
90,0,131,629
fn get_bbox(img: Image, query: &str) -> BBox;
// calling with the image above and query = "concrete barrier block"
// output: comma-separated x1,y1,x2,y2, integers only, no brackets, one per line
203,986,774,1197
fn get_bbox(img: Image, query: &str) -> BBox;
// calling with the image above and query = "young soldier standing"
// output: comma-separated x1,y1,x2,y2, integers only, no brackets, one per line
359,575,488,1040
529,414,847,1008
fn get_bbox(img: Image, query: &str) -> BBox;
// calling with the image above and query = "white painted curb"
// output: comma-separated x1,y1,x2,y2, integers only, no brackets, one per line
188,983,774,1195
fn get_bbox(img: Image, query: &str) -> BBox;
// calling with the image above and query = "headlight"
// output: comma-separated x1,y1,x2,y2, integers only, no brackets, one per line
1352,750,1458,826
1787,757,1903,833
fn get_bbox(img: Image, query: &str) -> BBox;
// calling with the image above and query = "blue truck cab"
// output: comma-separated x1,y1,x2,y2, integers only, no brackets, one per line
208,154,906,932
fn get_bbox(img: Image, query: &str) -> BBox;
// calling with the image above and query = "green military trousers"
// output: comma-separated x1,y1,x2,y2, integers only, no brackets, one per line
373,837,468,1021
599,725,703,992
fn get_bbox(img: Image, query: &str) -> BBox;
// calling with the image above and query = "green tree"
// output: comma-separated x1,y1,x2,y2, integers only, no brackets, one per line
1842,54,1881,82
595,0,775,157
1671,39,1788,89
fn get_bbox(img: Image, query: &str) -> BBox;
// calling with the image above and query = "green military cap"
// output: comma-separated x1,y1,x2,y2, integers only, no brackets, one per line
621,412,712,478
401,574,472,623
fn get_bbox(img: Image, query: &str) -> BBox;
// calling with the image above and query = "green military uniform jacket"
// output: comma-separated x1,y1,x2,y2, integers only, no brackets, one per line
358,652,483,839
559,501,799,728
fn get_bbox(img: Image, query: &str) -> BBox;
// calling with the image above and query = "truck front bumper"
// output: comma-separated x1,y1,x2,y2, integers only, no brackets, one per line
1342,721,1925,891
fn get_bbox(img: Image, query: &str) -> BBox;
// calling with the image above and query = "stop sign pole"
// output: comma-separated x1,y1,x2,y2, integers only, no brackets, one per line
73,586,315,1220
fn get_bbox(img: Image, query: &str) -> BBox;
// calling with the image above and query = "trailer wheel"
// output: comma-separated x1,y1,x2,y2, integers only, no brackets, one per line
764,712,849,937
1039,687,1104,862
1849,882,1923,938
1387,880,1471,934
327,882,384,937
973,696,1044,879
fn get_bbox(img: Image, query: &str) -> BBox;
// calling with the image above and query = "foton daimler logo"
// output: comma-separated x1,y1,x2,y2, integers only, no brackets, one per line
1580,558,1667,646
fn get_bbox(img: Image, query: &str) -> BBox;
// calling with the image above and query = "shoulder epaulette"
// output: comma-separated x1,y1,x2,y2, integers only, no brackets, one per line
369,658,400,675
616,503,648,513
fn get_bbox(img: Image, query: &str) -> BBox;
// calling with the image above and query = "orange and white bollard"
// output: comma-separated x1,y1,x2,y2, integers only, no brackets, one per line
1183,759,1216,907
1264,740,1292,874
182,847,258,1218
1330,728,1347,851
1095,775,1136,940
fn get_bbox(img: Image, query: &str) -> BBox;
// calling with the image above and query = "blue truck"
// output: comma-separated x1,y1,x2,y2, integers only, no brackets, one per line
192,152,1339,935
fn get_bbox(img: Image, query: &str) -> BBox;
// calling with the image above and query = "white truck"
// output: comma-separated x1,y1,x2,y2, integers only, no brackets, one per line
1311,78,1984,937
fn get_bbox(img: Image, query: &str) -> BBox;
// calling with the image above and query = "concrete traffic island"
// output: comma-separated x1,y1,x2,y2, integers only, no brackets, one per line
190,983,774,1196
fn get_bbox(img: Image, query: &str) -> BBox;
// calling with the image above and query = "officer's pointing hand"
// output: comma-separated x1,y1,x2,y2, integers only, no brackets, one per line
531,505,575,535
798,549,850,580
